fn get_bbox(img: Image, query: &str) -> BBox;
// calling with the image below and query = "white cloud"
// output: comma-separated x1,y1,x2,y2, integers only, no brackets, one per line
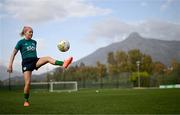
160,0,174,11
137,20,180,40
87,18,180,43
87,18,134,43
3,0,111,23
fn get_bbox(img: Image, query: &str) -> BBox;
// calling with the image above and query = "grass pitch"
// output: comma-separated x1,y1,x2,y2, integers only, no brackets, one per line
0,88,180,114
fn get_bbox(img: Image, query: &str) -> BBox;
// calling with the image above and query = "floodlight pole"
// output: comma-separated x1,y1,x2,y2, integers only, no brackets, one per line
46,66,50,90
8,72,11,91
136,61,140,88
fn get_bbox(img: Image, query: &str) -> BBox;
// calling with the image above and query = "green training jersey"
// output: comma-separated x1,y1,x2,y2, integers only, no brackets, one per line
15,38,37,59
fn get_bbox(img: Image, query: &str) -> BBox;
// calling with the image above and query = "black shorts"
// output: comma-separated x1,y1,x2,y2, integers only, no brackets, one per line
22,57,40,73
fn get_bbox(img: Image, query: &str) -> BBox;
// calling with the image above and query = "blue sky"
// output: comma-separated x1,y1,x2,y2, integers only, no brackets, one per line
0,0,180,74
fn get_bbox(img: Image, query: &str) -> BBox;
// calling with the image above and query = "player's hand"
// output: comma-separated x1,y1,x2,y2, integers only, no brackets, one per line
7,65,13,73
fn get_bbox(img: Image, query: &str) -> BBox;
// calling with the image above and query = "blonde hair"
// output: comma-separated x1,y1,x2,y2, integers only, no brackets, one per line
20,26,33,37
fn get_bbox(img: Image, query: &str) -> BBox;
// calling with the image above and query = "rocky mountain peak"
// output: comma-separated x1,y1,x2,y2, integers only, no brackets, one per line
124,32,146,42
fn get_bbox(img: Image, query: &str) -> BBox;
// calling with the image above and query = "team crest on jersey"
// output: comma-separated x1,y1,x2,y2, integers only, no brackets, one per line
23,67,27,71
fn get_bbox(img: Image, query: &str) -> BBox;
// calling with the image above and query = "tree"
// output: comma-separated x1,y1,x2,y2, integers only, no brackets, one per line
153,61,166,74
163,59,180,84
130,71,150,87
96,61,107,88
115,50,129,72
114,51,129,88
171,62,180,83
141,54,153,74
128,49,143,72
0,80,3,86
107,52,118,80
107,52,116,65
171,58,178,70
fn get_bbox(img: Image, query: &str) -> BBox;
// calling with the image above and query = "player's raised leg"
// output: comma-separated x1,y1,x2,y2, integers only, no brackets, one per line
35,56,73,69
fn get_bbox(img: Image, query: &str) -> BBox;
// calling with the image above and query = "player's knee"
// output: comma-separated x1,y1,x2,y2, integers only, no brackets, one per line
25,82,31,87
46,56,53,62
45,56,51,60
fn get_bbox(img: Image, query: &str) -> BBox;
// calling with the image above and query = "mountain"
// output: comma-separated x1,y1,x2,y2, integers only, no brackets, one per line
0,65,21,81
2,73,48,85
0,65,47,84
74,32,180,66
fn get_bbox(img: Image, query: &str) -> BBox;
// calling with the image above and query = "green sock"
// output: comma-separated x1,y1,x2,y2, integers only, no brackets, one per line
24,93,29,102
55,60,64,66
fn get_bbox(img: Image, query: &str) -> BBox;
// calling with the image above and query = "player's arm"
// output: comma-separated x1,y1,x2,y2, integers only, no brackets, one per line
7,49,18,73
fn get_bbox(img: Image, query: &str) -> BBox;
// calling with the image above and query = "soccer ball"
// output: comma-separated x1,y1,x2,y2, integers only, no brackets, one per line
57,40,70,52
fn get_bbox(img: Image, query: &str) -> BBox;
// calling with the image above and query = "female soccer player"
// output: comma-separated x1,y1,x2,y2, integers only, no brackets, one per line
7,26,73,107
